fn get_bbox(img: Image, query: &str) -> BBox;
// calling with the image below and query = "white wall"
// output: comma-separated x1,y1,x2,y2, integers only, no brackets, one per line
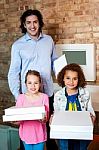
86,85,99,112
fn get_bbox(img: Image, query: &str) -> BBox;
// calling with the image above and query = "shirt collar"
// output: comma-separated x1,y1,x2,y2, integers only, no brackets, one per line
25,32,43,41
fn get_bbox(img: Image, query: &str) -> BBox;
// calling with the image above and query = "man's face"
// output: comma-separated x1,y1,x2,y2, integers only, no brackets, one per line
24,15,40,39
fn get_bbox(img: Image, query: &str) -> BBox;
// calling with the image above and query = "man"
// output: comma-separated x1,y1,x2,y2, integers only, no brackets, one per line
8,9,58,150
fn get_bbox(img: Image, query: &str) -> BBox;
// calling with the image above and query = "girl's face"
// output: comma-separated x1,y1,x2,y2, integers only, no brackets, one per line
63,70,78,90
26,74,40,94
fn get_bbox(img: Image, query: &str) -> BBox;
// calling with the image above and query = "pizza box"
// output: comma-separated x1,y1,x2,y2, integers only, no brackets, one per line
4,106,45,115
50,111,93,140
3,113,45,122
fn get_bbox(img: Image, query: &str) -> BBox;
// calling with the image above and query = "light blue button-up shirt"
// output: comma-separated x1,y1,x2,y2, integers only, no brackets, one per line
8,33,57,100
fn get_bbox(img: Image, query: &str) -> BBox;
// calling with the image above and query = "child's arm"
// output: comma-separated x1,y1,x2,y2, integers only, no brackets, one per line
10,121,20,126
41,94,49,123
85,89,96,124
49,114,54,125
90,113,96,125
40,114,48,123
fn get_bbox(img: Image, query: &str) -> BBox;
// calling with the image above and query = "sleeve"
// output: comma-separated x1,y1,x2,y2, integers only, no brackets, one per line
51,37,58,72
8,43,22,100
16,94,23,107
15,94,24,124
87,94,96,117
53,91,61,111
84,89,95,117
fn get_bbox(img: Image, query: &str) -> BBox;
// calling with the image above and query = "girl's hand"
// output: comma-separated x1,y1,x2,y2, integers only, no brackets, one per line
9,121,20,126
49,114,53,126
39,115,47,123
42,115,47,123
90,113,96,125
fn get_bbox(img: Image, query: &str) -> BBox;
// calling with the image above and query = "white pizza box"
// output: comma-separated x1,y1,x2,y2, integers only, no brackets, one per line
50,131,93,140
50,111,93,140
4,106,45,115
3,113,45,122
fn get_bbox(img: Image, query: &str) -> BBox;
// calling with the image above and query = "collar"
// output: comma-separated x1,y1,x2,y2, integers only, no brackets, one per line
25,32,43,41
64,86,86,96
65,87,79,98
78,87,86,96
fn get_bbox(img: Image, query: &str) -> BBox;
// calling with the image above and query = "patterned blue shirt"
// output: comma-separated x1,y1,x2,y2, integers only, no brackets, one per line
8,33,57,100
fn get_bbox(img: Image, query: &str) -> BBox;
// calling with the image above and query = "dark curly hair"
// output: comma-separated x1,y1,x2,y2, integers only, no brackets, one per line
57,63,87,88
20,9,44,34
25,70,41,84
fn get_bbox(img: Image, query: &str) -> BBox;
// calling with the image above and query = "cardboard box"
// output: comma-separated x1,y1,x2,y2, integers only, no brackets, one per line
3,113,45,122
3,106,45,122
50,111,93,140
4,106,45,115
